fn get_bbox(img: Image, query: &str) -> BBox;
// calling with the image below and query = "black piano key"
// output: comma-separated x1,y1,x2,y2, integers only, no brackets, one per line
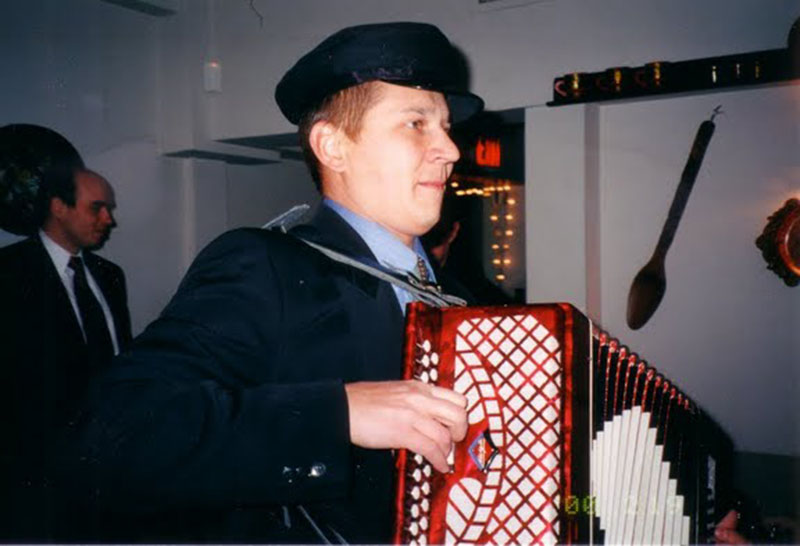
604,339,621,422
593,333,607,435
620,349,638,411
612,344,628,418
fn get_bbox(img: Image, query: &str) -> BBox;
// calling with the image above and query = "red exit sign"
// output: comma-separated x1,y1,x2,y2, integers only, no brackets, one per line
475,137,501,167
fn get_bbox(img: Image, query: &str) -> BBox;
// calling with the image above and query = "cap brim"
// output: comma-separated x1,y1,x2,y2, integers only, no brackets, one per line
380,79,484,124
444,92,485,124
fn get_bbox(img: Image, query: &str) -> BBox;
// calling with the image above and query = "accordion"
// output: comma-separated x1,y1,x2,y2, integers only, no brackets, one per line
393,303,731,545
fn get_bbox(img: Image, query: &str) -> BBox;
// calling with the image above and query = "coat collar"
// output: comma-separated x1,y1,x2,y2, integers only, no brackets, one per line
290,205,393,304
292,204,377,261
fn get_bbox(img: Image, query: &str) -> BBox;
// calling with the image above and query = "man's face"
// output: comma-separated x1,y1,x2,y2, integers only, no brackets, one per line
55,171,117,252
327,82,460,246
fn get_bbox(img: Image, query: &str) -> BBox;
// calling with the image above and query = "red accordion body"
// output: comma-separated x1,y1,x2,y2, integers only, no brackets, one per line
393,302,727,545
393,303,591,545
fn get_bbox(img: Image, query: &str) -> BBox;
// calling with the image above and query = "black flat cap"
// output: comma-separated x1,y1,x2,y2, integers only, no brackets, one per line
275,22,484,125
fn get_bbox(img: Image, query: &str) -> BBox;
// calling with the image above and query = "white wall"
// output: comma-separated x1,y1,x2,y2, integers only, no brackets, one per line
158,0,798,141
527,85,800,456
0,0,157,153
226,161,320,229
0,0,185,335
89,142,186,334
598,87,799,456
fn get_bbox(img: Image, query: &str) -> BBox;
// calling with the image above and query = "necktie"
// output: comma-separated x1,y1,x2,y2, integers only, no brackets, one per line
68,256,114,366
415,255,431,283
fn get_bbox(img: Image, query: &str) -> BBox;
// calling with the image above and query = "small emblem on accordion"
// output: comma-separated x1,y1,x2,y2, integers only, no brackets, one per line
468,429,499,472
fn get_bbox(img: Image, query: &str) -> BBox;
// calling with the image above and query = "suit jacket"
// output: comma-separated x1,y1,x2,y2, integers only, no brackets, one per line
0,235,131,541
65,206,470,543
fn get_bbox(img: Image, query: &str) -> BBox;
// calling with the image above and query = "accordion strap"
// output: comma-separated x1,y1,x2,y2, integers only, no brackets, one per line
295,236,467,308
260,204,466,308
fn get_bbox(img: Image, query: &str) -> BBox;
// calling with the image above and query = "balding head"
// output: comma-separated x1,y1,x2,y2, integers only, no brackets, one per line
42,168,117,254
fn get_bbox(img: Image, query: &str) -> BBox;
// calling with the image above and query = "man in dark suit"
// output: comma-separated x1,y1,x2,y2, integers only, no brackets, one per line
65,22,482,543
0,167,131,540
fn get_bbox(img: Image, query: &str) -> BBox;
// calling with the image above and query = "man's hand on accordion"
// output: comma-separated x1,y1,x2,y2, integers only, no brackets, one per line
345,380,468,472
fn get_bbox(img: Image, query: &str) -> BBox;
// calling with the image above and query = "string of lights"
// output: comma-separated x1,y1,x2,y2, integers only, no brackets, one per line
450,174,521,284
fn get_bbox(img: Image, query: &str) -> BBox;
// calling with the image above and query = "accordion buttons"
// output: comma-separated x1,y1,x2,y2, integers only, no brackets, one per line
308,463,327,478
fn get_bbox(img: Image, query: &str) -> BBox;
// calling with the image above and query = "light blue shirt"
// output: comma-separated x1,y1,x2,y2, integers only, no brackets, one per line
324,199,436,314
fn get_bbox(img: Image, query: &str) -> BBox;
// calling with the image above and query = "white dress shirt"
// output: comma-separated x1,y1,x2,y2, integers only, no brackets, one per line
39,230,120,354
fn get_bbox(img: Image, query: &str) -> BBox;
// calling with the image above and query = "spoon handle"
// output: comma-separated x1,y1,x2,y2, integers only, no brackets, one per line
654,114,717,258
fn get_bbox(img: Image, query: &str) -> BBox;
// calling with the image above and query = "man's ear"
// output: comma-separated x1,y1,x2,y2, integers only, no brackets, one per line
49,197,68,219
309,121,348,173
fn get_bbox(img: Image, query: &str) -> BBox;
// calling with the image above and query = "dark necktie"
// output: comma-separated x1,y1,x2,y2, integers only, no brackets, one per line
68,256,114,366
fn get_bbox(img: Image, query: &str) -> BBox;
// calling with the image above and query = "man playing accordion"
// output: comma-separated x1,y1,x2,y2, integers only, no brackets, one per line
64,22,482,544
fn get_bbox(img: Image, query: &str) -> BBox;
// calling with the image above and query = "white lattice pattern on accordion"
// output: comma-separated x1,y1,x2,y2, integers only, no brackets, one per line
409,314,564,545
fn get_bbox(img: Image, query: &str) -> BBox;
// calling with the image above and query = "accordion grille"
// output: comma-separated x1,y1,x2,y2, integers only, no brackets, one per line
397,309,571,545
394,302,722,545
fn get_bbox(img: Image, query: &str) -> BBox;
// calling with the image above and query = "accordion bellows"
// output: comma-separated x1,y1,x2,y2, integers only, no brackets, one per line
393,303,728,545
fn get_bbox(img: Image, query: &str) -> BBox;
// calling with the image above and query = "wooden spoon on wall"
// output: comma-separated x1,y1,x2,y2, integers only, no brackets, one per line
626,107,720,330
